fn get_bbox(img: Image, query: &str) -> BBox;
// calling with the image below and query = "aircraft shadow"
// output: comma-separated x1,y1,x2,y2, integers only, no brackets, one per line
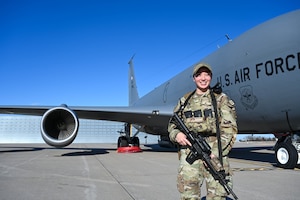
143,143,178,152
229,145,276,165
0,145,110,156
229,145,300,169
1,144,299,169
61,148,109,156
0,146,44,153
144,143,297,169
201,197,233,200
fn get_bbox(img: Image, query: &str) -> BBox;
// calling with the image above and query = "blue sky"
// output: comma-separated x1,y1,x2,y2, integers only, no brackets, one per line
1,0,299,107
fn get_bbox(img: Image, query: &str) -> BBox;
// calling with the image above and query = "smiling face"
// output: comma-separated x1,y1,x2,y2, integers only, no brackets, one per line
193,67,212,94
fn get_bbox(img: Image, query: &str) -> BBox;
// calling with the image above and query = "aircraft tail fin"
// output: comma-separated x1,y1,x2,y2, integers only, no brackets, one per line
128,54,139,106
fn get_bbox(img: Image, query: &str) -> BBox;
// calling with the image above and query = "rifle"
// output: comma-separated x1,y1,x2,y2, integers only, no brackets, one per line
172,112,238,200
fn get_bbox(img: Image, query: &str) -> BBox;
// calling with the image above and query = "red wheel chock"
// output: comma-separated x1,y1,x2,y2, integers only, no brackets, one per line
117,146,142,153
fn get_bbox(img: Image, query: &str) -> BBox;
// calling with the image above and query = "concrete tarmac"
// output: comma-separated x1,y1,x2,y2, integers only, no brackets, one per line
0,142,299,200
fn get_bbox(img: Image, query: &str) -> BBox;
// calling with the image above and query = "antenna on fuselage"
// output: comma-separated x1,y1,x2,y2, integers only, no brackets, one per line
225,34,232,42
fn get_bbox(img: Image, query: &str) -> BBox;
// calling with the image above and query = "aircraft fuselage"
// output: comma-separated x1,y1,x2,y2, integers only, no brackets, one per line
134,10,300,134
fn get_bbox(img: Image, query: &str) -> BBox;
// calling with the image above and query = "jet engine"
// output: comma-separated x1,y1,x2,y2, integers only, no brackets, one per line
41,105,79,147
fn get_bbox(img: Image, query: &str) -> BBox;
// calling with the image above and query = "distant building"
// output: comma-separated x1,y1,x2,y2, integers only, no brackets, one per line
0,115,158,144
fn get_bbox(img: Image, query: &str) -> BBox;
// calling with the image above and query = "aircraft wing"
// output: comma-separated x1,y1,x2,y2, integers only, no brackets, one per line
0,105,173,134
73,105,173,130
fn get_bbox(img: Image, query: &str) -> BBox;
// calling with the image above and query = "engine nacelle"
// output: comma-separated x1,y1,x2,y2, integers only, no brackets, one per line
41,105,79,147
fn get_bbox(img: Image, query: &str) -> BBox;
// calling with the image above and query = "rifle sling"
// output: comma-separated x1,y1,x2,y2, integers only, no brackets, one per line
209,88,223,166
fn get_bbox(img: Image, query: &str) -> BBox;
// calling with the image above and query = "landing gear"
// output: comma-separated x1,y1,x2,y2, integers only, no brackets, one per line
274,133,300,169
117,123,142,153
158,135,175,148
117,136,128,147
117,136,140,148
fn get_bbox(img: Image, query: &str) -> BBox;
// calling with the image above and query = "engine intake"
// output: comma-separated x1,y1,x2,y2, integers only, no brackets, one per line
41,105,79,147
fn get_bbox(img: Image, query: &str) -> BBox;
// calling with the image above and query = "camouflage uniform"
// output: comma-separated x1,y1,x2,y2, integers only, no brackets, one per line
168,89,237,200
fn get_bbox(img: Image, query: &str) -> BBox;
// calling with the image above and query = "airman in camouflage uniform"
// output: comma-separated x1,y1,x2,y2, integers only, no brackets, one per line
168,63,238,200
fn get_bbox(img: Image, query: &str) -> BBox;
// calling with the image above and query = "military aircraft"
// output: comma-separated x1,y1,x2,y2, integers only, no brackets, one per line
0,9,299,169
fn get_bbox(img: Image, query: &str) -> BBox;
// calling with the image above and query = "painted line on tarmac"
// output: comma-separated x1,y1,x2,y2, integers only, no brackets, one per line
233,167,300,171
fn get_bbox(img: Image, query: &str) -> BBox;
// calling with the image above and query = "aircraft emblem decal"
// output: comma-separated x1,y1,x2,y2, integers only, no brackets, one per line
239,85,258,110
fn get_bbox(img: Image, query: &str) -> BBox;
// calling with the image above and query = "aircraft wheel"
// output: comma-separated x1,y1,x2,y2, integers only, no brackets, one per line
118,136,128,147
275,141,298,169
131,137,140,147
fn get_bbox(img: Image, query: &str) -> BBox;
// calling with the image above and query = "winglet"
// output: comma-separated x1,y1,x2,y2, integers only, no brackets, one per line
128,54,139,106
